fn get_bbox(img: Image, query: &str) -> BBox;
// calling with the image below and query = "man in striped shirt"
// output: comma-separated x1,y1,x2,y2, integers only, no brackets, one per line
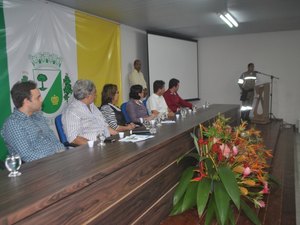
62,80,118,145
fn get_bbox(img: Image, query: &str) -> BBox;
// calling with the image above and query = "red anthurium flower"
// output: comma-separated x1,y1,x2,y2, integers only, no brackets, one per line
192,162,207,181
198,138,204,145
229,156,235,164
212,143,220,153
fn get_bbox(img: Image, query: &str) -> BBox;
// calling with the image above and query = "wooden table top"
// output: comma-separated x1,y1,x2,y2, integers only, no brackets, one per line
0,104,239,224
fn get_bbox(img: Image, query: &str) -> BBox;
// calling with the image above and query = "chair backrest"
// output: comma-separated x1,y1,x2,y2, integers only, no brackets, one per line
142,98,150,115
120,102,131,123
142,98,147,107
54,114,69,147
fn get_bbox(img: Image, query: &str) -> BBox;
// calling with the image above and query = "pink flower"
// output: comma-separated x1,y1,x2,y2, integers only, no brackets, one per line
220,144,231,158
232,146,238,156
258,201,265,208
243,167,251,177
261,183,269,194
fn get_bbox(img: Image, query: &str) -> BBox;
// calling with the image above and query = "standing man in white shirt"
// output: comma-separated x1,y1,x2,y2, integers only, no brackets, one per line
129,59,148,97
146,80,175,118
62,79,118,145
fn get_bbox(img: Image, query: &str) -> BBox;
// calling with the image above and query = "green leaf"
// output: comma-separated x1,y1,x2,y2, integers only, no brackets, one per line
240,199,261,225
214,181,230,225
196,178,211,216
173,166,195,206
181,182,198,212
218,166,240,209
204,198,215,225
176,151,200,164
191,133,200,155
203,157,213,175
170,197,184,215
227,206,236,225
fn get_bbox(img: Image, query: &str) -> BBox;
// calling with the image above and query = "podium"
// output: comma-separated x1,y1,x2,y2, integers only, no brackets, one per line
252,83,270,124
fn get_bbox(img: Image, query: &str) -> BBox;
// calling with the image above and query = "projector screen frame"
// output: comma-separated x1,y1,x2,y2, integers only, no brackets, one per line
146,32,200,101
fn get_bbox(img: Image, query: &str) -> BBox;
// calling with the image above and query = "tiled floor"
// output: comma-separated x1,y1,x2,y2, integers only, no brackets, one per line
295,132,300,225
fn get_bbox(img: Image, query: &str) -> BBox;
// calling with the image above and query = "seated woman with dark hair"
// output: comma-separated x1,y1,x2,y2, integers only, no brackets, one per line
100,84,135,132
126,85,158,123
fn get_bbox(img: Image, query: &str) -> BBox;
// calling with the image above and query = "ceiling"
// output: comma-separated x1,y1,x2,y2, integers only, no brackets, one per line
48,0,300,39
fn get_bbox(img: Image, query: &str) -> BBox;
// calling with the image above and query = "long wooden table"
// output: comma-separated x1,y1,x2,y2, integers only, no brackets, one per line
0,104,240,225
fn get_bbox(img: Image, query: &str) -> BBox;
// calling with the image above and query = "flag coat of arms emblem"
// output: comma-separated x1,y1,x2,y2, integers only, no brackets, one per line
30,52,63,114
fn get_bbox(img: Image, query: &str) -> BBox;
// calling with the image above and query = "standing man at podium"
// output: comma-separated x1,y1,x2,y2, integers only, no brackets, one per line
238,63,257,122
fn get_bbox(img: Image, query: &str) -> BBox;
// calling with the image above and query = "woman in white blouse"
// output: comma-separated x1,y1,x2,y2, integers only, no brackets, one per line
100,84,135,132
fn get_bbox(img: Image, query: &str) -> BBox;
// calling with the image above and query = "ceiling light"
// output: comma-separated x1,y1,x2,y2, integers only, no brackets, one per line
219,12,239,28
225,13,238,27
219,14,233,28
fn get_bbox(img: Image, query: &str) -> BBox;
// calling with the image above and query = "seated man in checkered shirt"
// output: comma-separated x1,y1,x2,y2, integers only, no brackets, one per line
1,81,64,162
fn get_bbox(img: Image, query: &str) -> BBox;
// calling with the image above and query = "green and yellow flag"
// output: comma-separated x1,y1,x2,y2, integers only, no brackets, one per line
0,0,122,160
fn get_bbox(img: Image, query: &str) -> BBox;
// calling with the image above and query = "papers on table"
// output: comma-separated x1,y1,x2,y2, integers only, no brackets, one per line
161,120,176,124
119,134,154,143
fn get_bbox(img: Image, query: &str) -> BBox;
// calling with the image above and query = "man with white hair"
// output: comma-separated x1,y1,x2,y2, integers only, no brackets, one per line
62,79,117,145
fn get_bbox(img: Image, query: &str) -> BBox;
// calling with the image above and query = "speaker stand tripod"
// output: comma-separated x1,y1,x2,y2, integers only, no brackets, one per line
258,71,279,120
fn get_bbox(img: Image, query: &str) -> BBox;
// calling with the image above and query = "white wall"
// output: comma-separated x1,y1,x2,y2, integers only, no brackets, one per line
120,25,148,101
198,30,300,125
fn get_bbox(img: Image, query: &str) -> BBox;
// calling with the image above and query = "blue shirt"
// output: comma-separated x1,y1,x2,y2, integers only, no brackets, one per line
1,109,64,162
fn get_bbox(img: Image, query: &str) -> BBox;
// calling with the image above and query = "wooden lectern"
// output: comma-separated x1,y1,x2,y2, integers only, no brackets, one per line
252,83,270,124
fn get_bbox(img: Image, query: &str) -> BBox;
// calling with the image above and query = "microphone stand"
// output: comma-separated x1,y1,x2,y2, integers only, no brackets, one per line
257,71,279,120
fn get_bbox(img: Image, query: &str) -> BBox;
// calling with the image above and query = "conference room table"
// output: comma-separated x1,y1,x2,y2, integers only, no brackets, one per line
0,104,240,225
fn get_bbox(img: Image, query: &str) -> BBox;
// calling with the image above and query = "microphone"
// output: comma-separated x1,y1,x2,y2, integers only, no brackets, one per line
254,71,261,74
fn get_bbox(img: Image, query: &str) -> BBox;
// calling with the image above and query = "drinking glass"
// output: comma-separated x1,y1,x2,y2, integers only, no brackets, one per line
156,116,162,126
149,120,157,134
180,108,187,118
97,131,106,146
150,119,156,127
160,112,167,121
205,101,210,108
5,154,22,177
192,105,197,112
143,120,150,129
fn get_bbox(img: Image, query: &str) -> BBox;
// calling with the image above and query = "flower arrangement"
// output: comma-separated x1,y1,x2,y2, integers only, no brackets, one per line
171,115,275,225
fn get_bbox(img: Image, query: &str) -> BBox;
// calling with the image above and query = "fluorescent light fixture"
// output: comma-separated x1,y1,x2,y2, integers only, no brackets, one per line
219,14,233,28
225,13,238,27
219,12,239,28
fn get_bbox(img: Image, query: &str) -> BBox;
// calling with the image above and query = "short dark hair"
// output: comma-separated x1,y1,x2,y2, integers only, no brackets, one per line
101,84,118,106
129,85,143,100
248,63,254,68
153,80,165,93
134,59,140,66
169,78,179,89
11,80,37,109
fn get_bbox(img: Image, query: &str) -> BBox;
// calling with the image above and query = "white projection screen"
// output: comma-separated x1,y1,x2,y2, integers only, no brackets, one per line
147,33,199,100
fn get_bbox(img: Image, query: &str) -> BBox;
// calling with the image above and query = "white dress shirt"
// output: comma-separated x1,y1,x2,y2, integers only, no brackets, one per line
129,69,147,89
146,93,168,115
62,99,110,142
